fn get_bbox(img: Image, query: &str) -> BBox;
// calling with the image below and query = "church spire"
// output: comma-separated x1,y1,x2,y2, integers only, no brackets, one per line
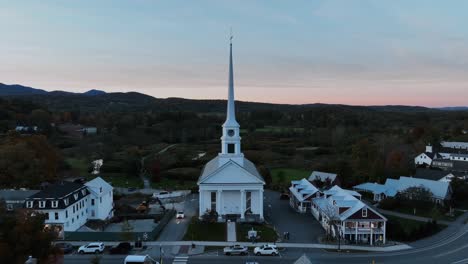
219,34,243,160
223,34,239,127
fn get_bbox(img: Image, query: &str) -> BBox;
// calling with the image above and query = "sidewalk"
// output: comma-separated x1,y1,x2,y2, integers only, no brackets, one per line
66,240,411,252
227,221,236,242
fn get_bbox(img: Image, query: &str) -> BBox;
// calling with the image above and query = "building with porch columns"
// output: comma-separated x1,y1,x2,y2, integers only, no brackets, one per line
311,186,387,245
197,38,265,222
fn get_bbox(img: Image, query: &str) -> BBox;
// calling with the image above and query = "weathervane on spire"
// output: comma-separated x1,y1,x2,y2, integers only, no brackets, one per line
230,27,233,44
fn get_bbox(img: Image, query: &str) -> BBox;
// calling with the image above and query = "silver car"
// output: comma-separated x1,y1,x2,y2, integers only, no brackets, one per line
223,245,248,256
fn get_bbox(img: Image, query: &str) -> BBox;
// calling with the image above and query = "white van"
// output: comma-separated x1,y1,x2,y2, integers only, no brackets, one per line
124,255,158,264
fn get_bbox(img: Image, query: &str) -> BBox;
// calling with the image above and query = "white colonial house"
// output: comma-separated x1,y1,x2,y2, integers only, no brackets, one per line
198,39,265,222
311,186,387,245
289,178,320,213
25,182,89,233
414,145,442,166
85,177,114,220
24,177,114,233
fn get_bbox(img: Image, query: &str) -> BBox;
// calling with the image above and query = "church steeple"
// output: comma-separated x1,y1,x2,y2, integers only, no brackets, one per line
220,35,243,162
223,36,239,128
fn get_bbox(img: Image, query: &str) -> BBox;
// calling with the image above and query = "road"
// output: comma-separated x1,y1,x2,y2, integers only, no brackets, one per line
157,193,198,241
64,223,468,264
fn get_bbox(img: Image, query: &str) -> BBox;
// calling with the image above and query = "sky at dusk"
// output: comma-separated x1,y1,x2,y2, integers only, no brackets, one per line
1,0,468,107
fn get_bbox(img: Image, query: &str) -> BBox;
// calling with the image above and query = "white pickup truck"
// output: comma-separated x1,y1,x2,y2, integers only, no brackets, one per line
153,191,180,199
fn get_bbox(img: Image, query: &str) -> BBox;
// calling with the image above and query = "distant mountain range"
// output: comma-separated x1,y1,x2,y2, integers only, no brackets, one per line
1,82,467,113
0,83,106,97
437,106,468,111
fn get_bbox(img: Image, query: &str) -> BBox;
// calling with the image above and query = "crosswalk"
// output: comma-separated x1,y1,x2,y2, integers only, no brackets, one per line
172,255,189,264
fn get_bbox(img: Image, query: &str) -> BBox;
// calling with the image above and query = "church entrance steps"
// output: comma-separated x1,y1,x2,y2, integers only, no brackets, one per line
227,221,237,242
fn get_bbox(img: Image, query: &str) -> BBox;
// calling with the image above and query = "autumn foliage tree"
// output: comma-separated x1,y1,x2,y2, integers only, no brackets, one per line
0,132,59,188
0,210,58,263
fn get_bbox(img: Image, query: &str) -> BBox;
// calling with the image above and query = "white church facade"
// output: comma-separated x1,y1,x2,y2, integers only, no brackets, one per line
198,39,265,222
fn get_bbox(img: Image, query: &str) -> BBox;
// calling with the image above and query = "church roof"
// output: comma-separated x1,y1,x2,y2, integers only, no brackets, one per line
197,156,264,184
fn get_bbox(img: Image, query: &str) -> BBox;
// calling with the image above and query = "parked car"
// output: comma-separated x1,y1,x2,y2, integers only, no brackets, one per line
253,244,279,256
223,245,248,256
78,242,105,254
54,242,73,254
176,211,185,219
124,255,158,264
128,187,136,192
109,242,132,255
153,191,179,199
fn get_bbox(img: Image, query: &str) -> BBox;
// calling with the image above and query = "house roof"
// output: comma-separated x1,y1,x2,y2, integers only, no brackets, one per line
25,182,88,209
197,156,264,184
414,169,452,181
290,178,319,202
308,171,337,182
85,177,113,196
28,182,85,199
0,190,39,201
450,153,468,158
314,185,386,221
389,176,450,199
441,141,468,150
354,176,450,200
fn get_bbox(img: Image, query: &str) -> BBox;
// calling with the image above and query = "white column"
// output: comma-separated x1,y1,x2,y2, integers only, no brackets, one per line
240,189,245,220
217,190,223,221
370,222,373,246
383,221,386,244
355,222,358,244
259,189,264,220
199,190,203,218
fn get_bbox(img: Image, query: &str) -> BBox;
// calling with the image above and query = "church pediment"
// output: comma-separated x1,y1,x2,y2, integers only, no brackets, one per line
198,160,264,185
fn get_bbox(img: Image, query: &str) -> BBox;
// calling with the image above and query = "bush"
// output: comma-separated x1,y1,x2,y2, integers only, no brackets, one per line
378,198,400,210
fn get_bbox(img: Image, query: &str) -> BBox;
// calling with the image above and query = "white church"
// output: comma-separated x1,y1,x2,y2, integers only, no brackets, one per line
197,39,265,222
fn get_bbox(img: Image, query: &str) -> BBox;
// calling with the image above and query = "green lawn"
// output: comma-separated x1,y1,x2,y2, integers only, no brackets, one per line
388,203,463,222
236,223,278,242
183,217,226,241
89,173,144,188
270,168,310,184
385,214,446,242
65,158,89,174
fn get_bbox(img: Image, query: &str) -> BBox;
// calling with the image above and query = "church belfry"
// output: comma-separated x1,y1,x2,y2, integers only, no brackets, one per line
220,36,244,164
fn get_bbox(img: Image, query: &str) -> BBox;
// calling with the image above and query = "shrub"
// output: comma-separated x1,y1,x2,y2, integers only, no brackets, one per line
378,198,399,210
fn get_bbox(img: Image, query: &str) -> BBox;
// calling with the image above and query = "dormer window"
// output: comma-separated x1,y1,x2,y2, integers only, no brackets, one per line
74,193,79,200
64,198,69,206
26,201,33,208
52,201,58,208
39,201,46,208
81,189,86,196
362,208,368,217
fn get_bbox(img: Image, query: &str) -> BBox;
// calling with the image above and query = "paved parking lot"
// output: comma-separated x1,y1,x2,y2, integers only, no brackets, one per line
264,190,324,243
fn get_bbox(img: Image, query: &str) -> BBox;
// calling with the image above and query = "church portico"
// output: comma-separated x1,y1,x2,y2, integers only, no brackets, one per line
199,185,264,222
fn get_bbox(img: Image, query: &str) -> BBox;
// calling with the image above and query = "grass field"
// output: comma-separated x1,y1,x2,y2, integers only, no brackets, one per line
89,173,144,188
270,168,310,184
388,203,463,222
183,217,226,241
65,158,89,174
236,223,278,242
385,214,446,242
